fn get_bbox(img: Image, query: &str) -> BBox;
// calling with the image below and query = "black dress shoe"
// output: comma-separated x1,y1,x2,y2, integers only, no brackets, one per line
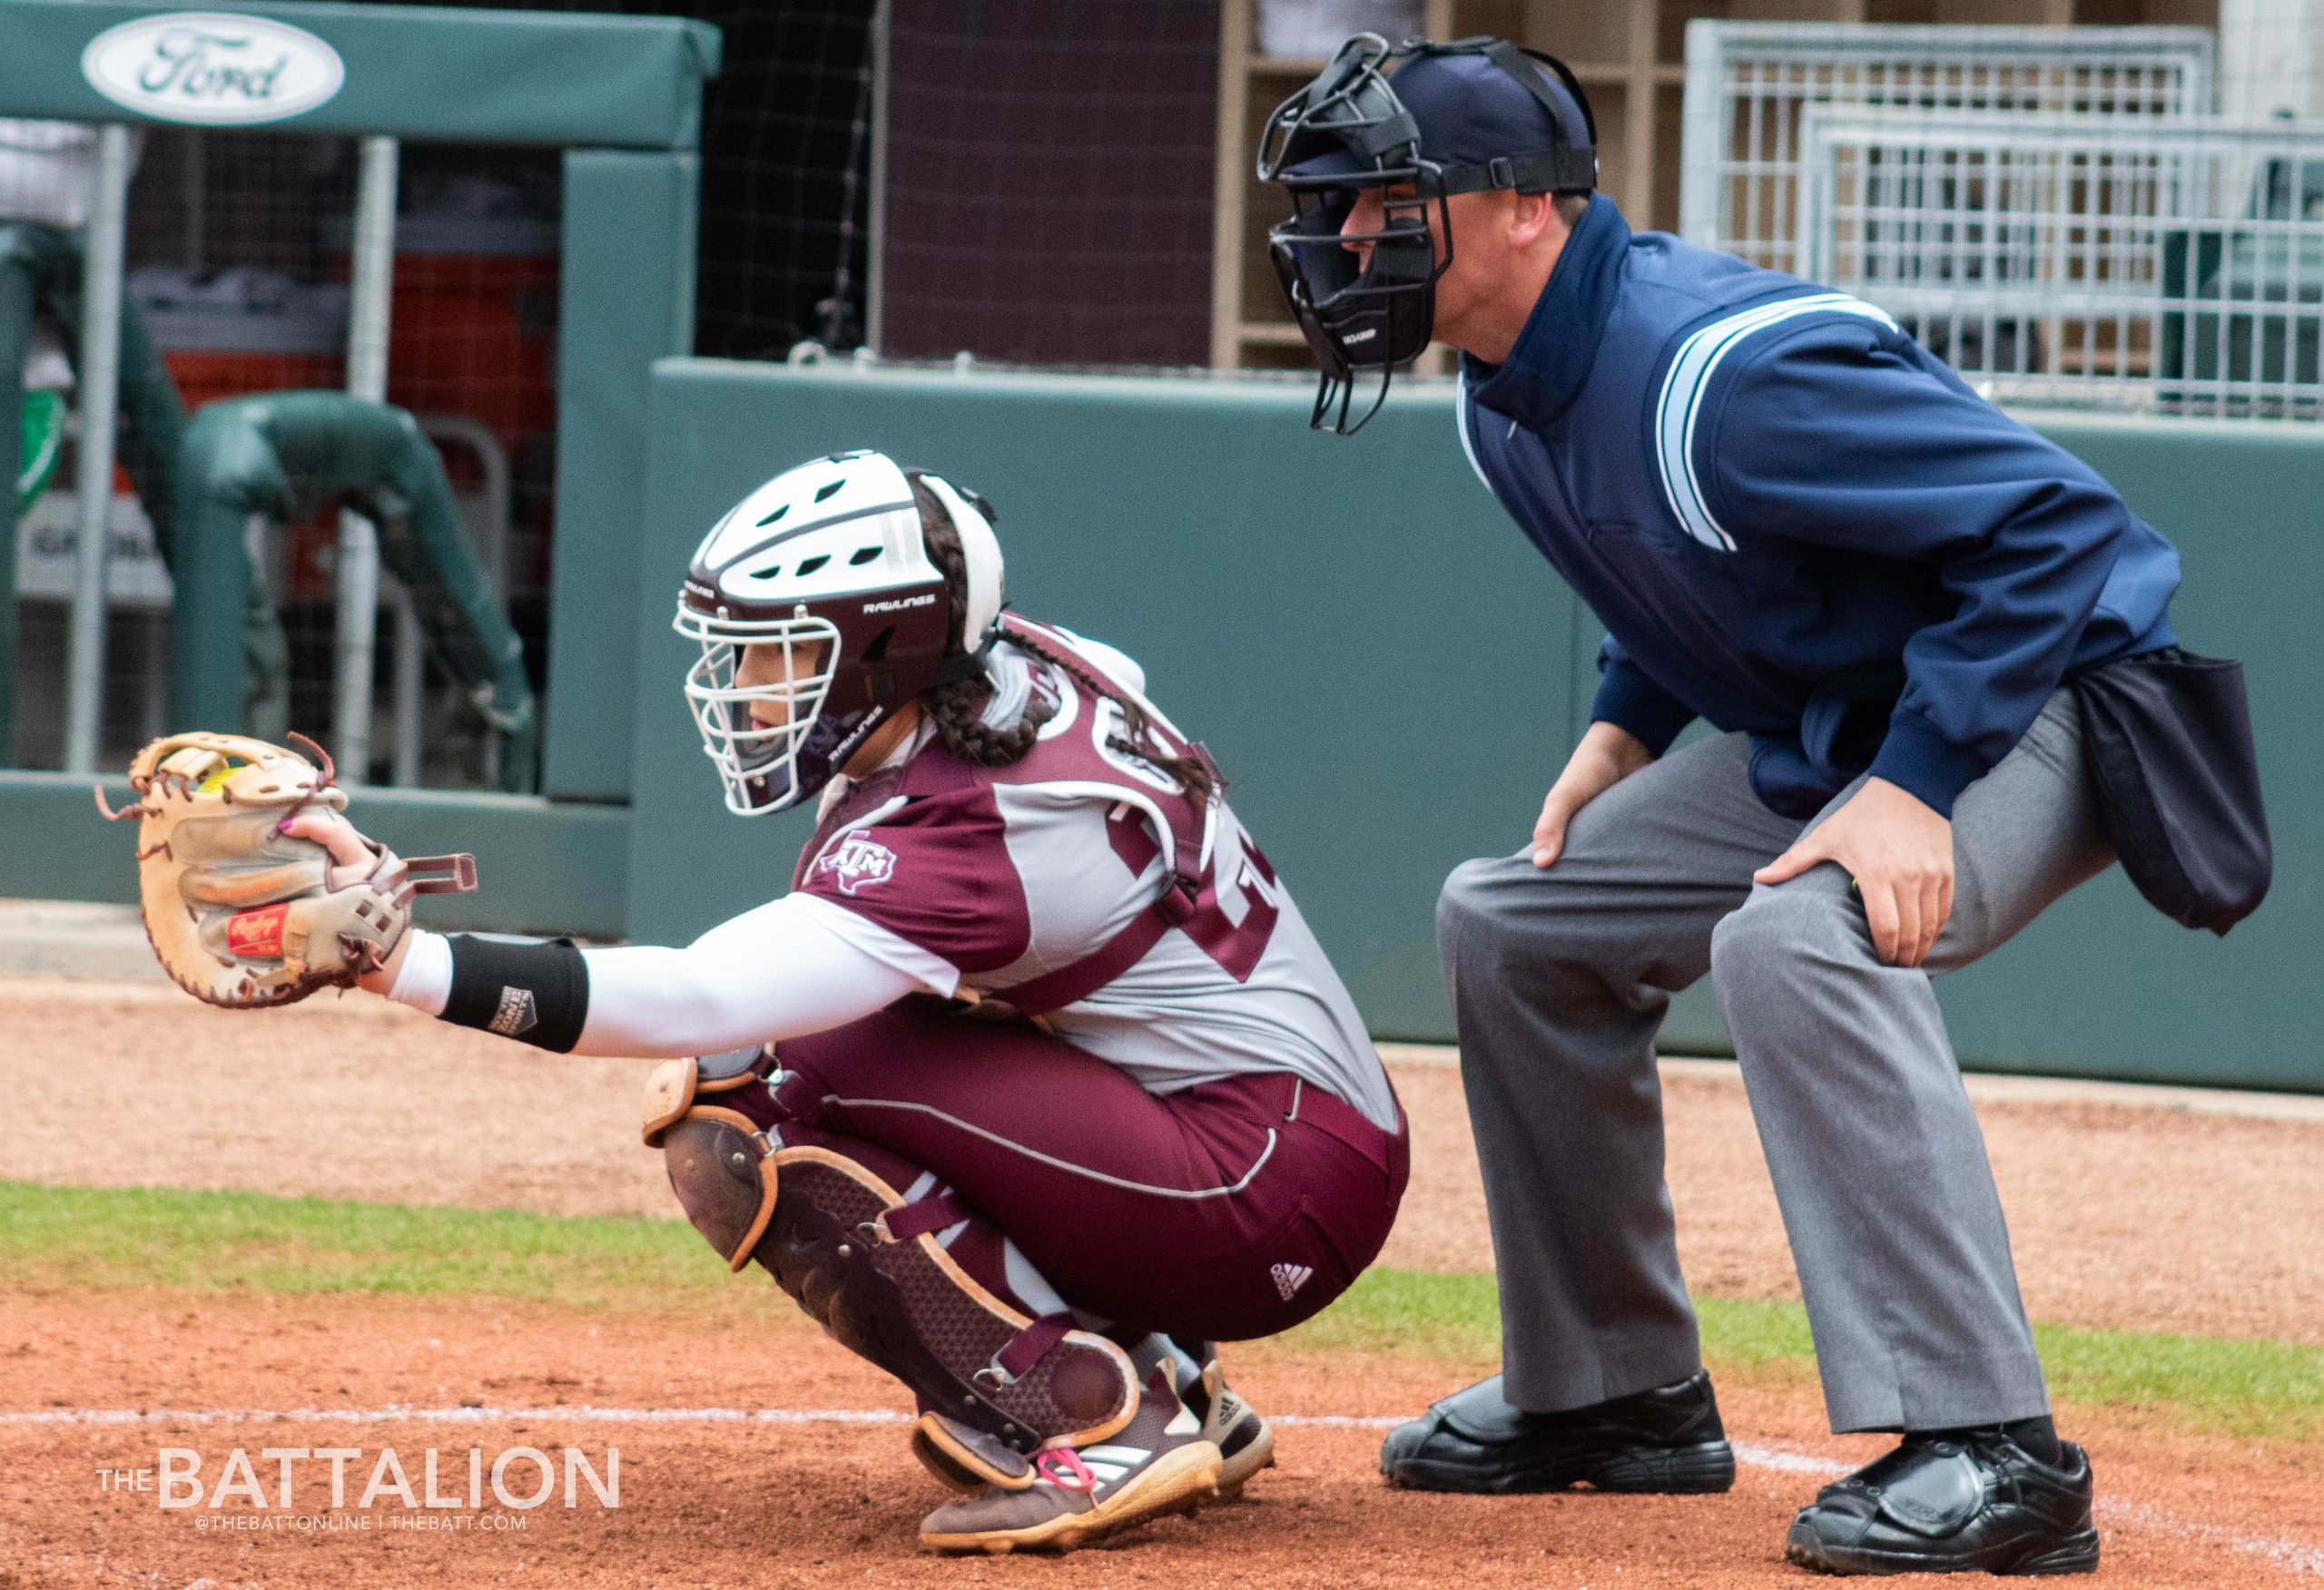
1378,1370,1735,1494
1785,1431,2099,1576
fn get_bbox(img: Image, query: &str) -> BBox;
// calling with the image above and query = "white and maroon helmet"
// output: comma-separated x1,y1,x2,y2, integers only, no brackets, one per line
675,449,1003,815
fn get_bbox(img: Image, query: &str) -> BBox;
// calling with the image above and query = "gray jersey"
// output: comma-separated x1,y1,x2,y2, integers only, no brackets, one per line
796,630,1399,1131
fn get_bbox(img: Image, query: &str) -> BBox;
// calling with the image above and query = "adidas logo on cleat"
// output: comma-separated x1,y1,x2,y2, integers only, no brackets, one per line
1073,1446,1151,1487
1270,1262,1313,1301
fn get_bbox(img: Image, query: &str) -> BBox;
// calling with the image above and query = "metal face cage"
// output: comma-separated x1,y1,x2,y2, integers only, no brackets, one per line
1256,32,1598,435
674,604,852,817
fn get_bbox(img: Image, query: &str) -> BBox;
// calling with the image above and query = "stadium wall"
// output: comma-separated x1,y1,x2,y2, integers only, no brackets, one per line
5,360,2309,1089
624,361,2322,1094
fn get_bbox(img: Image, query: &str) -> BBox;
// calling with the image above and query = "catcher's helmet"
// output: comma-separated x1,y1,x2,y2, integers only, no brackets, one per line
1256,35,1596,434
675,450,1003,815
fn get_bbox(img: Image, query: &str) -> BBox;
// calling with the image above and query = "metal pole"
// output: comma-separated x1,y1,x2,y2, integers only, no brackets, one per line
62,123,133,776
390,595,422,785
334,134,398,783
865,0,891,355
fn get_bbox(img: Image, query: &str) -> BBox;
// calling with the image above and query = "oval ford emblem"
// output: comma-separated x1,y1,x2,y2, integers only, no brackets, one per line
82,12,346,126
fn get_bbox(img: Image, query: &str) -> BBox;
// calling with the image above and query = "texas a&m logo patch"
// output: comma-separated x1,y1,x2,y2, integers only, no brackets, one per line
816,833,898,896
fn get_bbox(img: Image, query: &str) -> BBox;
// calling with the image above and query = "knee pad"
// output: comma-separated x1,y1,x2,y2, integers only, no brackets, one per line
640,1045,771,1146
763,1143,1138,1467
644,1047,780,1273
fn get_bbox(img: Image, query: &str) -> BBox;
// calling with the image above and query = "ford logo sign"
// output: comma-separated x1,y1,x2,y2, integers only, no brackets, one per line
82,12,346,126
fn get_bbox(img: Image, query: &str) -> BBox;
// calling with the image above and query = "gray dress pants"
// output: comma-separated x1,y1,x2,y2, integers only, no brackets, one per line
1436,690,2113,1432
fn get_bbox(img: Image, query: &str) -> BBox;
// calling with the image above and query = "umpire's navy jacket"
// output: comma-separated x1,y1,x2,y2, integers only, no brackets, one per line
1458,195,2181,819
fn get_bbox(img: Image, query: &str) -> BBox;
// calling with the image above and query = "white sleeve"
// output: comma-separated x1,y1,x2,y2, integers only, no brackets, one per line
568,894,949,1058
384,898,955,1058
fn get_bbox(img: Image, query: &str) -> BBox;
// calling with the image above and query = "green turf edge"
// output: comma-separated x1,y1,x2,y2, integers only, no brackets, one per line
5,1182,2317,1442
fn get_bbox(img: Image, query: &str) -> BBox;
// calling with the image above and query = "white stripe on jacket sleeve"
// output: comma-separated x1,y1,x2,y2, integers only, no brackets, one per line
1651,292,1898,554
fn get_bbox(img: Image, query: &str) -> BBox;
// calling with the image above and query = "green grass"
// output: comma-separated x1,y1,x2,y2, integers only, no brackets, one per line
5,1181,2319,1441
0,1181,749,1310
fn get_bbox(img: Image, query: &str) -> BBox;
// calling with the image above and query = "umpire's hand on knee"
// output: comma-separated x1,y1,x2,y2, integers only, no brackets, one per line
1532,721,1653,868
1753,777,1955,968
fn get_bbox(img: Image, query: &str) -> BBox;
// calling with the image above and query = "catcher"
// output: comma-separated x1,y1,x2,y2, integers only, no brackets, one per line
113,449,1408,1555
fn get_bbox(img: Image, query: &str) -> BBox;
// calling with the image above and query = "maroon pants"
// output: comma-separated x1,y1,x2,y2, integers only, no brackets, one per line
739,1006,1407,1343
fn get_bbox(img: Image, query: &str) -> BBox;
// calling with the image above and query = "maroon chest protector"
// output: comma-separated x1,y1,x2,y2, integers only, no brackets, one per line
794,618,1276,1016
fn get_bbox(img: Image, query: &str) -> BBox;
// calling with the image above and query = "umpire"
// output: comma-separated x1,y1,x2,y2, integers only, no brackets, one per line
1257,35,2195,1577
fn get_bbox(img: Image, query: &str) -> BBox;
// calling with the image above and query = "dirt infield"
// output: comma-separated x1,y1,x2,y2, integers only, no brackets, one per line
5,974,2324,1585
6,977,2323,1344
4,1289,2321,1588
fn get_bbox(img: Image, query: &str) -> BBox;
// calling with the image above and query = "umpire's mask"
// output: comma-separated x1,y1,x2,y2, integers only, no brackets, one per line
1256,35,1598,435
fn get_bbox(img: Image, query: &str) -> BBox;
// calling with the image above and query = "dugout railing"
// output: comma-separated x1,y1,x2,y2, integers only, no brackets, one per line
1678,21,2215,276
1798,108,2324,421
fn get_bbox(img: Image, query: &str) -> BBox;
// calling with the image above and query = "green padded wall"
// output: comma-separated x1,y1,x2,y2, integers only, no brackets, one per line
629,365,2324,1094
543,150,700,800
0,771,626,937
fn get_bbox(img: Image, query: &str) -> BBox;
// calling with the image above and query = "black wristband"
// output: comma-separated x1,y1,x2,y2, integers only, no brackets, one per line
440,934,589,1054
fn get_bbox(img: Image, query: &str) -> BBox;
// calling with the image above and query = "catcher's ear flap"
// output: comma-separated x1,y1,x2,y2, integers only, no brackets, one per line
916,472,1004,642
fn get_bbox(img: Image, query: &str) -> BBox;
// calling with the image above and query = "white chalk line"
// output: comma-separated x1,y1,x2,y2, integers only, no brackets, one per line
1729,1440,1846,1477
5,1410,2315,1575
0,1405,918,1428
0,1406,1413,1431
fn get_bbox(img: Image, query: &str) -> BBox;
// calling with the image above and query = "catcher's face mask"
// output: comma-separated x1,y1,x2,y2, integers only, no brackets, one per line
1256,34,1598,435
675,451,1003,816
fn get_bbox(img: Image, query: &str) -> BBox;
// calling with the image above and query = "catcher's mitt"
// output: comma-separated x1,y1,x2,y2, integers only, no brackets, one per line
98,731,477,1007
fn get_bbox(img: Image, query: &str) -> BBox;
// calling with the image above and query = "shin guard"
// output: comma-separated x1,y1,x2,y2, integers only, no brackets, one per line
764,1143,1137,1461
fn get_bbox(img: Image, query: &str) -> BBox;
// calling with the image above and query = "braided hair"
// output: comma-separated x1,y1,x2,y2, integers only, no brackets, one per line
909,475,1218,804
911,474,1054,767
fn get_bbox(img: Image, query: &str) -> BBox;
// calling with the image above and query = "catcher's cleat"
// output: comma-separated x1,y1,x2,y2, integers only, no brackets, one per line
1182,1358,1275,1497
919,1369,1224,1555
759,1145,1138,1454
1379,1369,1736,1495
1784,1432,2098,1577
